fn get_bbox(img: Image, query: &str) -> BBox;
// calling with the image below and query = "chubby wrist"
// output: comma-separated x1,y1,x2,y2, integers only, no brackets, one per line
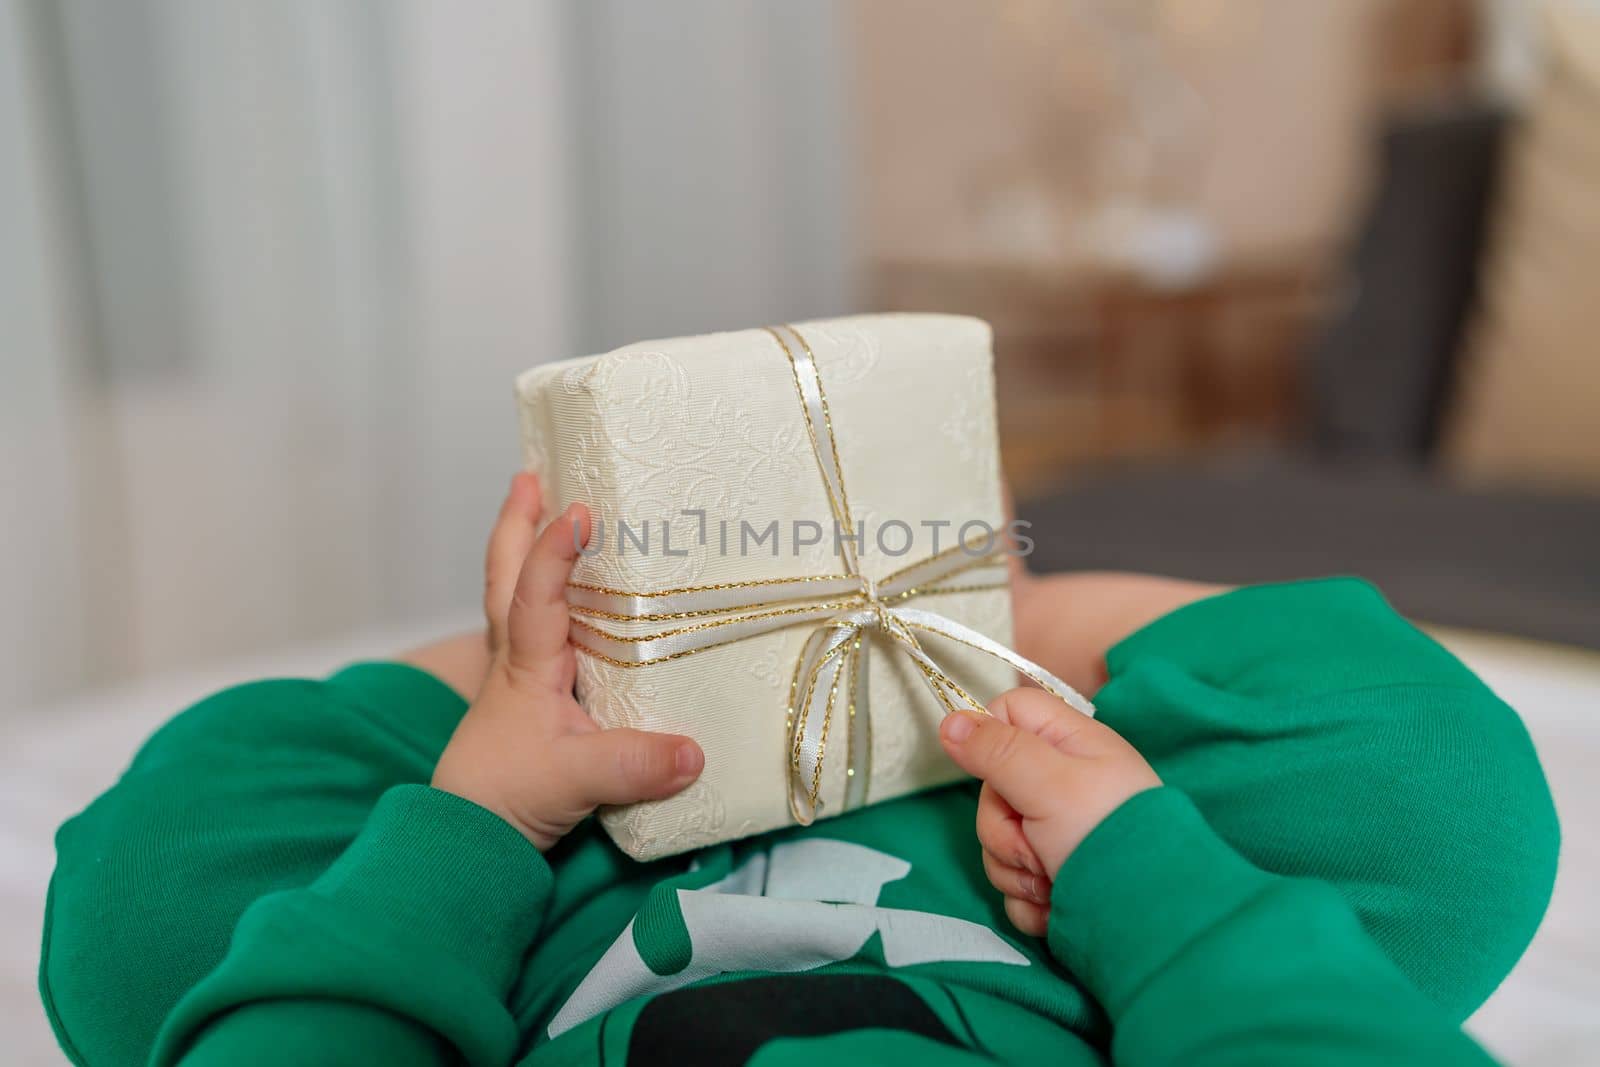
428,776,558,852
430,742,568,852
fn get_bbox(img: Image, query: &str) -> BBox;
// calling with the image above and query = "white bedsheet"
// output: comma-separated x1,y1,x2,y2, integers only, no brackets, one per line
2,621,1595,1065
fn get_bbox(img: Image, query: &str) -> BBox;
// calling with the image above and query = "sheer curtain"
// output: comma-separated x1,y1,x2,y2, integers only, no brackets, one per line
1,0,852,711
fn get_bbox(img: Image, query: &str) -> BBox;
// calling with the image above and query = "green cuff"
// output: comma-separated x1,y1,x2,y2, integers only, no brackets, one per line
153,785,551,1067
1047,787,1276,1016
308,784,552,973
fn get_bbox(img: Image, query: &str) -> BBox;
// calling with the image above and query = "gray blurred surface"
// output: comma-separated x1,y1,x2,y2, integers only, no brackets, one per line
1024,453,1600,649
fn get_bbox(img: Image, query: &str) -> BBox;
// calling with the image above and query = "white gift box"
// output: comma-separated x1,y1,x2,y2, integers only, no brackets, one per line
516,313,1086,860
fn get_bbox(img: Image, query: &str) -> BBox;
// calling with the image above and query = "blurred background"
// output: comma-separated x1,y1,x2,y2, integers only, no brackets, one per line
3,1,1598,1063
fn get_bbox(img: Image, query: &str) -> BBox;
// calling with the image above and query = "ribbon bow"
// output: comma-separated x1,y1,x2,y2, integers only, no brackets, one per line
566,323,1095,825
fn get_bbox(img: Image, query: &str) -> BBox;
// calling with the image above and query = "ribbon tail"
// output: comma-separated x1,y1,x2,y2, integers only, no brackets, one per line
843,634,871,811
888,607,1097,718
788,620,864,825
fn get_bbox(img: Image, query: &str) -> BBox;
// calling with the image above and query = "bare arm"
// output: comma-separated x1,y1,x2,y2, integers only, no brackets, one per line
1011,570,1231,698
400,630,492,702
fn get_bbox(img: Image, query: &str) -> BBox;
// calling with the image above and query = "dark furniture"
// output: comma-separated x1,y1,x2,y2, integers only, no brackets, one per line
1022,97,1600,649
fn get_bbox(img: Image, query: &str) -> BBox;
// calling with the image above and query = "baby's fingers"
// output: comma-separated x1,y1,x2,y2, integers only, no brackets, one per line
506,503,589,690
1005,896,1049,939
977,783,1045,876
988,687,1097,755
940,710,1064,821
982,848,1051,907
485,473,542,652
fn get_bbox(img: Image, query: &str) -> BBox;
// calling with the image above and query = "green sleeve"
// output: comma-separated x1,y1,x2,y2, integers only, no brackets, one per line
150,784,551,1066
1093,578,1558,1019
1049,787,1499,1067
40,662,471,1065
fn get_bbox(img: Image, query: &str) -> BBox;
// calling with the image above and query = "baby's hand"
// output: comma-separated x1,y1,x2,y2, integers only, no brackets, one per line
939,689,1160,937
432,476,704,850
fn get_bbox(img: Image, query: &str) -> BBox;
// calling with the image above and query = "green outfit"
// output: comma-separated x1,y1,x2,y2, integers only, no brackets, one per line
41,579,1557,1065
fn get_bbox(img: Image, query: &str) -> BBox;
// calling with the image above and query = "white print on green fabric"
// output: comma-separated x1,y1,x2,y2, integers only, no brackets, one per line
547,837,1028,1038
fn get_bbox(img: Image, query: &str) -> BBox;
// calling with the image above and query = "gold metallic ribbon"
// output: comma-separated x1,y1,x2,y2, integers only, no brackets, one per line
566,323,1096,825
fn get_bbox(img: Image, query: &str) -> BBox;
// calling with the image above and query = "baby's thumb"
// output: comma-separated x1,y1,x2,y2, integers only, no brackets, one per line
556,728,704,810
939,711,1066,819
987,687,1108,757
